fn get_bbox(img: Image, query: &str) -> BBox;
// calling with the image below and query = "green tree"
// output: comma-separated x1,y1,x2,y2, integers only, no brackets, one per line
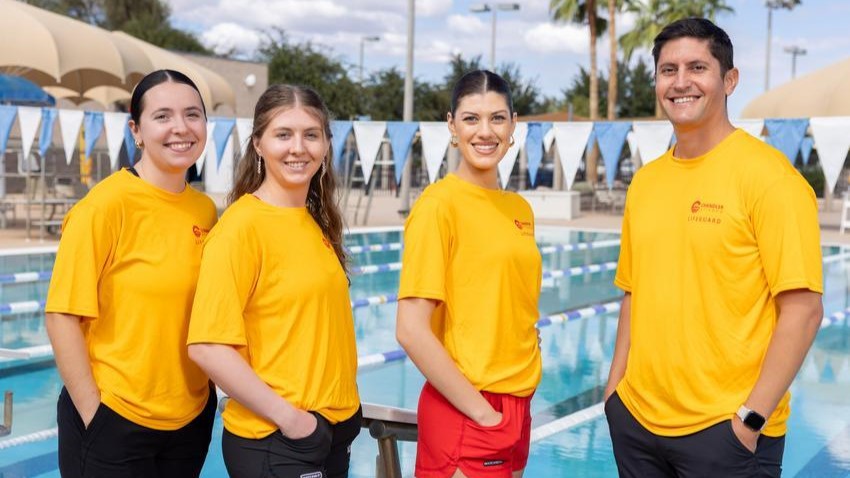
563,60,655,118
259,29,361,120
361,68,405,120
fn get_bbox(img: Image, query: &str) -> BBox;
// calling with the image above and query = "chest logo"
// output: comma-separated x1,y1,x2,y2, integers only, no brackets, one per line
514,219,534,236
688,199,724,225
192,225,210,244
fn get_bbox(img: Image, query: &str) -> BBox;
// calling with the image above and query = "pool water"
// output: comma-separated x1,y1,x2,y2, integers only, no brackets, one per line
0,228,848,477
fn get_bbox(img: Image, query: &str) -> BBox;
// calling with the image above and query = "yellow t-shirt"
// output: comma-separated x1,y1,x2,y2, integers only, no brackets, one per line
46,169,217,430
187,194,359,439
615,129,823,437
398,173,542,397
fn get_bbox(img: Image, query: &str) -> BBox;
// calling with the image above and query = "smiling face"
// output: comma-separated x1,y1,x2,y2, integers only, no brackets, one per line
448,91,517,185
655,37,738,133
254,105,329,204
129,81,206,174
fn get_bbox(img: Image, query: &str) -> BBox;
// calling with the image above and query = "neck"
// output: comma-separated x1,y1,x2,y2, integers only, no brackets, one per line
455,161,499,190
134,158,186,193
672,118,736,159
253,181,309,208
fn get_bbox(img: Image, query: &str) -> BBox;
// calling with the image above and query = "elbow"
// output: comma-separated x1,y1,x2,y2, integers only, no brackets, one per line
187,343,213,370
808,300,825,332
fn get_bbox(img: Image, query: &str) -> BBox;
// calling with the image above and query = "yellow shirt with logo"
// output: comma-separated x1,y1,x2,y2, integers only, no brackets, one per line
398,173,542,397
187,194,359,439
46,169,217,430
615,129,823,437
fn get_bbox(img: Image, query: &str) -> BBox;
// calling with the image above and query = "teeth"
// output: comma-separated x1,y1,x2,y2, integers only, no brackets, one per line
474,144,497,153
284,161,309,170
167,142,192,151
673,97,696,104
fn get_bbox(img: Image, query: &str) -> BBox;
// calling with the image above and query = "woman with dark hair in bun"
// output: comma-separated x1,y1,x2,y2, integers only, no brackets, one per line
396,70,543,478
46,69,217,477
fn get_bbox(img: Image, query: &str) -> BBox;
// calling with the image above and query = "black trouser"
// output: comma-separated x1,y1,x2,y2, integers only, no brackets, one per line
57,385,216,478
222,406,362,478
605,392,785,477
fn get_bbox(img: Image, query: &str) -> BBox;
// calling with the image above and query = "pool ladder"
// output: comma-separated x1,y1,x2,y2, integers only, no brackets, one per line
0,391,13,437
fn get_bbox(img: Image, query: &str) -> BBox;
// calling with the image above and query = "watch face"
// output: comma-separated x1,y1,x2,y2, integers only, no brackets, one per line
743,411,766,431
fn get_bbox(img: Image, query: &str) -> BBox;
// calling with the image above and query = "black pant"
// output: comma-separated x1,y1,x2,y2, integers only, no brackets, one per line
605,392,785,477
222,406,362,478
57,385,216,478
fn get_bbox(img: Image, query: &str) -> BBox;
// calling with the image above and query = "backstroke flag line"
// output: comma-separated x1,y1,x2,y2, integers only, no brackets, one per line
810,116,850,194
103,112,129,170
353,121,387,185
552,122,593,191
419,122,451,184
632,121,673,166
499,121,528,189
17,106,41,163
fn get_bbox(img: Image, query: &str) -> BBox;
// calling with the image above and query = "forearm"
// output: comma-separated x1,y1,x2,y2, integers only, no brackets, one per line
605,293,631,399
45,313,100,409
744,290,823,419
188,343,297,430
396,299,495,423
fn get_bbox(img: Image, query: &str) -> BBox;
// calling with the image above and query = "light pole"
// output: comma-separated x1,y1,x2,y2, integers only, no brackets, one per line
469,3,520,71
359,35,380,83
399,0,415,213
784,45,806,79
764,0,801,91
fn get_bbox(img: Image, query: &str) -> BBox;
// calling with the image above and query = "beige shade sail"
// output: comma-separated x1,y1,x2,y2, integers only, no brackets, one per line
741,56,850,118
111,32,236,111
0,0,151,93
44,85,132,108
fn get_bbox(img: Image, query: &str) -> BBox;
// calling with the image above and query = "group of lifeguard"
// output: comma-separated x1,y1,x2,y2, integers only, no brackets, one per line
44,17,823,478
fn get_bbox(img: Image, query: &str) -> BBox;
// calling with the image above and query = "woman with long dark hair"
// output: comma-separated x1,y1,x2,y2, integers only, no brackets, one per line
188,84,360,478
396,70,543,478
46,69,217,477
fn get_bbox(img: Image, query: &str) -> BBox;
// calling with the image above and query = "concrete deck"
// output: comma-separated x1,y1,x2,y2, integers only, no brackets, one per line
1,191,847,249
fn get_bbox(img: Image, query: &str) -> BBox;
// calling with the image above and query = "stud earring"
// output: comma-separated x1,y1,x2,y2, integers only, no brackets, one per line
135,140,143,149
450,135,458,147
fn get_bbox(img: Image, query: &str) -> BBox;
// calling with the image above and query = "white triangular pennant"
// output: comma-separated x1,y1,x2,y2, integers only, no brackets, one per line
197,121,216,174
419,122,451,183
352,121,387,184
235,118,253,159
552,122,594,190
205,133,234,194
498,122,528,188
632,120,674,166
58,109,85,165
103,112,129,170
732,119,765,140
543,126,556,153
810,117,850,194
17,106,42,163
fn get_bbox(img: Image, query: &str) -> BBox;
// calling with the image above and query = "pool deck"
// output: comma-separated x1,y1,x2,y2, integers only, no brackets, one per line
0,192,848,248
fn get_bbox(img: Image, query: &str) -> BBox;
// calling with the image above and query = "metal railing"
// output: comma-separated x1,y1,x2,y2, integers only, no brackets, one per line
361,402,417,478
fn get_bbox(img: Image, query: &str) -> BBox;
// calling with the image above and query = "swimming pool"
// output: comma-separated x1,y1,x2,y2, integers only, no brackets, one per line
0,228,848,477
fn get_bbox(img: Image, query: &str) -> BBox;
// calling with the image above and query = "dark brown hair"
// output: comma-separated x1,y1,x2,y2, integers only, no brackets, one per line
652,18,734,77
450,70,514,116
229,84,347,273
130,69,205,123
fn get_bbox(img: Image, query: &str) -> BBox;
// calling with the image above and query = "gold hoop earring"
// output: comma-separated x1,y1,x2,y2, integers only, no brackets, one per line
450,135,458,147
135,140,143,149
509,136,515,146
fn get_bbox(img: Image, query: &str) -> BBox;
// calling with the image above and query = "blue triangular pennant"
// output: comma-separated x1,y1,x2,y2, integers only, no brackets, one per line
525,122,545,187
330,121,353,168
800,136,814,166
124,125,137,164
0,105,17,154
593,121,633,188
765,118,809,163
540,122,553,139
212,118,236,169
386,121,419,184
38,108,57,158
83,111,104,158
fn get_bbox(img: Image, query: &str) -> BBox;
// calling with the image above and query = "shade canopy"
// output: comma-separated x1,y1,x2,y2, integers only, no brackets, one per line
44,85,131,108
741,56,850,118
0,0,150,93
0,74,55,106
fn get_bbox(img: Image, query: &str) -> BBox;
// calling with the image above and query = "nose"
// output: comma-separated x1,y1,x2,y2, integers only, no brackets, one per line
672,69,691,90
172,115,189,134
290,133,305,154
477,119,495,138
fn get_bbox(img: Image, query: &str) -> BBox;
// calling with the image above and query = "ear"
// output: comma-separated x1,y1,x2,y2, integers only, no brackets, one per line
128,119,141,144
723,67,739,96
252,136,261,157
447,112,456,136
510,112,518,136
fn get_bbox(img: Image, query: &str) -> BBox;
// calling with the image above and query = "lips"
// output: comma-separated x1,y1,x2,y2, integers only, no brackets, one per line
472,142,499,154
671,96,698,104
283,161,310,171
165,141,194,152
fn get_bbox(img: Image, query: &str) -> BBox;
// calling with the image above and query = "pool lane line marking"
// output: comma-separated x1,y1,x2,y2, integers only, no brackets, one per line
530,402,606,443
345,238,622,256
0,427,58,449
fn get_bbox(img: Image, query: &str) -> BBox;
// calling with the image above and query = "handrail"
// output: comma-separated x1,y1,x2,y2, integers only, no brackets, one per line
361,402,418,478
0,392,13,437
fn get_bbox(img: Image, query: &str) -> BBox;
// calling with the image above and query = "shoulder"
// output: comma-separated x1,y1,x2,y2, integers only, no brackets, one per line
70,171,131,218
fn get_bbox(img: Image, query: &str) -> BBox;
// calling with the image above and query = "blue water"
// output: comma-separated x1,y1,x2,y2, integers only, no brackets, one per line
0,229,848,477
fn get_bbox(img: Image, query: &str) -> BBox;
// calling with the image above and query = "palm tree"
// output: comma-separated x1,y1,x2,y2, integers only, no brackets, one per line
607,0,617,120
620,0,735,118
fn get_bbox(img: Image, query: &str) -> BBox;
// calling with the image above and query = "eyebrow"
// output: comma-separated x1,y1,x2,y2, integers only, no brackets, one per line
458,109,509,116
150,106,203,115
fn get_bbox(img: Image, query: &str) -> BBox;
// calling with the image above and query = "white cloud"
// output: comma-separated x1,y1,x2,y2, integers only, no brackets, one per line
446,14,486,35
523,22,588,54
417,0,453,17
201,23,262,57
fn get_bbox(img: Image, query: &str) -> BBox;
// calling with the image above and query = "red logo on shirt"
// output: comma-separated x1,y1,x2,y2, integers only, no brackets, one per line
688,199,724,225
514,219,534,237
691,201,701,213
192,225,210,244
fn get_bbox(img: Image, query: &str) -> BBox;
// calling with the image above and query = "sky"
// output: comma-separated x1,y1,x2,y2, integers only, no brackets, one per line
168,0,850,118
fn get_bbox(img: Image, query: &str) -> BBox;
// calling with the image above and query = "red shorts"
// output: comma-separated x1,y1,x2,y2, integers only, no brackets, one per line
415,382,533,478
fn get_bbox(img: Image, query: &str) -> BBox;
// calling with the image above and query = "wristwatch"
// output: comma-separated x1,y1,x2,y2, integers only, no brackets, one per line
736,405,767,432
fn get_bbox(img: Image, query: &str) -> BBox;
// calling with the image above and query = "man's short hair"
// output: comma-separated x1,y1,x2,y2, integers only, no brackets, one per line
652,18,734,76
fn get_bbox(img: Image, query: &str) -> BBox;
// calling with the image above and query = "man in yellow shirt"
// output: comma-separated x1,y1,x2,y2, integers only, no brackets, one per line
604,18,823,477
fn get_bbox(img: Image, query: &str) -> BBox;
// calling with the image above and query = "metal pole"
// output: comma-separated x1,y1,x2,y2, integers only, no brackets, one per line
359,38,365,84
398,0,415,214
490,9,497,71
765,7,773,91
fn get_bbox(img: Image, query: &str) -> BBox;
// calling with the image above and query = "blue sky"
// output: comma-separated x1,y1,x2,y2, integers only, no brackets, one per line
169,0,850,117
